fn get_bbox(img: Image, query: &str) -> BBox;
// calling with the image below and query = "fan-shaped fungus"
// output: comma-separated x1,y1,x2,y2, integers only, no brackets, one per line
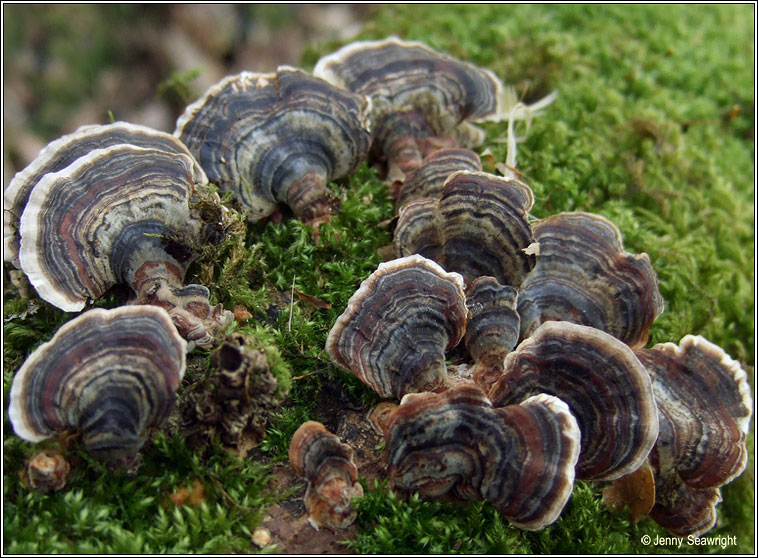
517,212,663,348
393,147,482,210
8,306,186,468
15,144,231,348
463,276,520,389
385,383,580,530
289,421,364,530
314,37,504,182
4,121,207,268
636,335,752,536
489,321,659,481
394,170,535,287
176,66,372,226
325,254,468,399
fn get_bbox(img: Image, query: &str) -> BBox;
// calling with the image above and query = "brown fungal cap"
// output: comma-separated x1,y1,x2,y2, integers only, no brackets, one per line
175,67,371,226
385,384,580,530
637,335,752,488
314,37,503,181
4,122,207,268
394,170,535,287
393,147,482,210
16,143,231,348
289,421,364,530
463,276,520,389
8,306,186,468
26,450,71,493
636,335,752,536
489,321,659,481
517,212,664,348
648,473,722,537
325,254,468,399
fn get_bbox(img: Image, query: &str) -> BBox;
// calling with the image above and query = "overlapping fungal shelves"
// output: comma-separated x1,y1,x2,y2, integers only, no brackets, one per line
3,30,752,547
6,123,234,349
314,36,504,182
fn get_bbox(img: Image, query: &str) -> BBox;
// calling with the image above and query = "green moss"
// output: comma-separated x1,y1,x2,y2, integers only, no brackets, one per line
3,434,273,554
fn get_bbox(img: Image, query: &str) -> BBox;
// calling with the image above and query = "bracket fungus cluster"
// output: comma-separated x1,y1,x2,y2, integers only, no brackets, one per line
319,35,749,529
4,122,234,349
175,66,372,226
289,421,364,531
8,306,186,469
4,33,751,544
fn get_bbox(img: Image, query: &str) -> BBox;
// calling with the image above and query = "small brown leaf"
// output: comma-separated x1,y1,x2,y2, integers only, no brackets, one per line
233,305,253,322
294,288,331,309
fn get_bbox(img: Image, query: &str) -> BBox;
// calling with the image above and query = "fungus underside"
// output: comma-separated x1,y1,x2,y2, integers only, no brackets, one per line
3,4,754,554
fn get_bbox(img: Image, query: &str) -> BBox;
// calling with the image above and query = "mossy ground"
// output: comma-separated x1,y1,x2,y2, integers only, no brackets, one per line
3,4,754,554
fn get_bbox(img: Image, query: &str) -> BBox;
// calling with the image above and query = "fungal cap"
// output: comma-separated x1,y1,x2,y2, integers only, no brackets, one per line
325,254,468,399
16,144,210,314
385,384,580,529
27,450,71,493
395,170,536,286
601,460,656,523
637,335,752,489
463,276,520,389
314,36,505,126
289,421,363,530
490,321,659,481
495,393,581,530
4,121,207,268
649,482,722,537
518,211,664,347
9,306,186,464
394,147,483,209
175,66,372,225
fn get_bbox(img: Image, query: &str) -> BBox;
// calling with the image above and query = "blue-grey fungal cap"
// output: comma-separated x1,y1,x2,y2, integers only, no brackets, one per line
394,170,535,287
314,36,504,132
16,143,231,348
325,254,468,399
314,37,503,182
393,147,482,210
175,66,372,225
8,306,186,467
463,276,520,389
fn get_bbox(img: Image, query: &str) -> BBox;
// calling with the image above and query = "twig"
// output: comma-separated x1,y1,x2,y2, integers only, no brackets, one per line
209,476,257,512
288,274,296,332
